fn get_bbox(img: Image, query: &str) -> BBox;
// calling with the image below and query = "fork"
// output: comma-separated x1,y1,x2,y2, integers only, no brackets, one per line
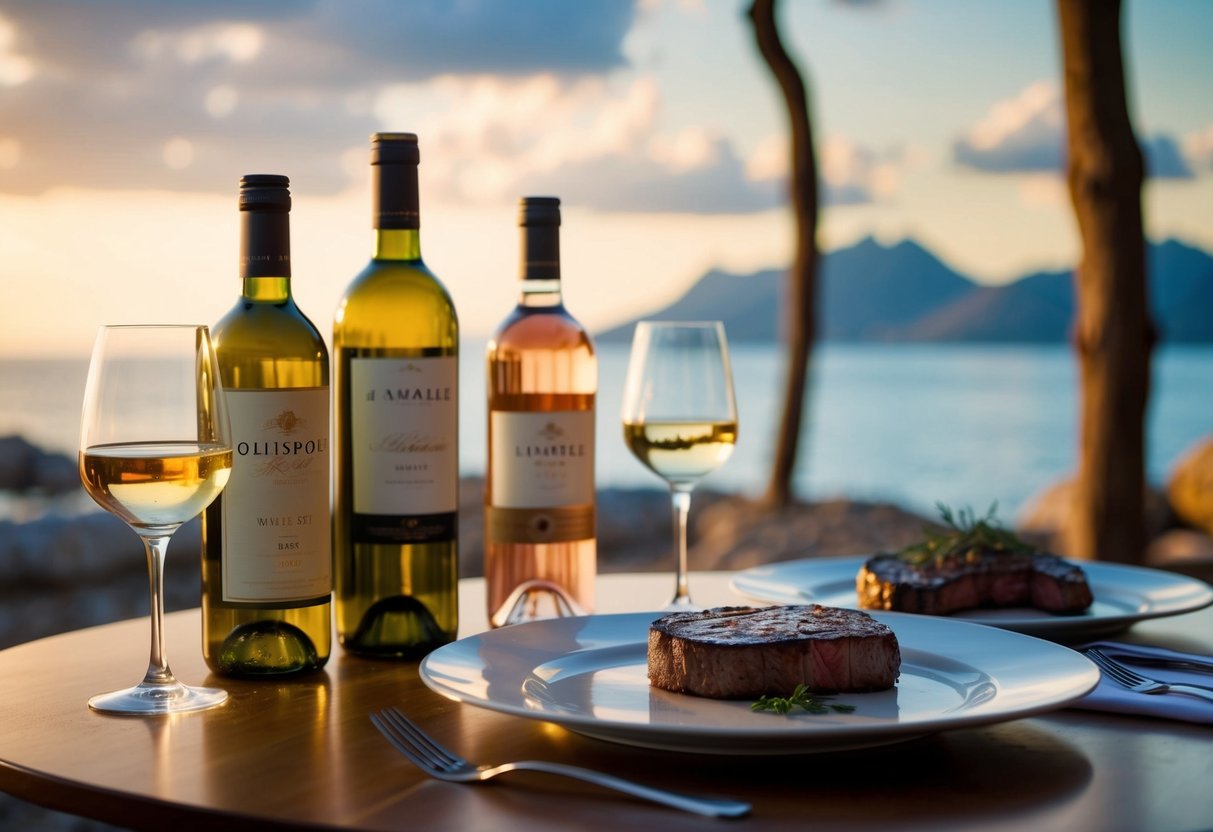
371,708,751,818
1084,648,1213,703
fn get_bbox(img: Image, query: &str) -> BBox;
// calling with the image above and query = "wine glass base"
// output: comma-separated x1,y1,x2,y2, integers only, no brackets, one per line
88,680,227,716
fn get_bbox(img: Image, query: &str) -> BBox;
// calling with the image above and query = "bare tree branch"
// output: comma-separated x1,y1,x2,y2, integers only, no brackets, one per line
748,0,821,510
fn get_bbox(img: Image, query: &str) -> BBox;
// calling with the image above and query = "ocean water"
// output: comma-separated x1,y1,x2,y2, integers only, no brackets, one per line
2,342,1210,521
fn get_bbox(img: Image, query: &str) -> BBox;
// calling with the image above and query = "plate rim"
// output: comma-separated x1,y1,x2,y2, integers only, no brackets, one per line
418,610,1100,754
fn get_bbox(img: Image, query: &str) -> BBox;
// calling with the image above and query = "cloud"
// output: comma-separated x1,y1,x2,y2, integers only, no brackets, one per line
0,1,637,195
379,75,778,213
749,133,913,206
953,80,1196,180
820,137,908,205
953,81,1064,173
529,134,781,214
1141,134,1192,179
1183,124,1213,171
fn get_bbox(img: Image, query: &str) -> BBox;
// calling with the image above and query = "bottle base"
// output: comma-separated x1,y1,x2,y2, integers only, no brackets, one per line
214,620,326,678
490,579,586,628
342,595,454,658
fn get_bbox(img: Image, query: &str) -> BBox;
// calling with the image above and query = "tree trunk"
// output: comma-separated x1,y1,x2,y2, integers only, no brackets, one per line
1057,0,1153,563
748,0,821,510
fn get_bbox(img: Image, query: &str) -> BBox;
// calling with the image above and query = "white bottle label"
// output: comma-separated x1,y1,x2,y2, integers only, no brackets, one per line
490,410,594,508
222,388,332,604
350,356,458,516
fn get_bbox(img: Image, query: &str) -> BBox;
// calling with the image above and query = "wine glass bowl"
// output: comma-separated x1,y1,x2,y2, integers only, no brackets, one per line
621,321,738,608
78,325,232,715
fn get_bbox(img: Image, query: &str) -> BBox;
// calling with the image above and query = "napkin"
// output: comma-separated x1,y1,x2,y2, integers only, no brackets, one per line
1071,641,1213,725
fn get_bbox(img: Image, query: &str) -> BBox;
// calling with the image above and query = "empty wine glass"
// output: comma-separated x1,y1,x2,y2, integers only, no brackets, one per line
621,321,738,609
78,325,232,714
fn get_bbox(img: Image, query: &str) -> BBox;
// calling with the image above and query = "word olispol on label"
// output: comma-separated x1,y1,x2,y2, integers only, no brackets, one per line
237,439,328,456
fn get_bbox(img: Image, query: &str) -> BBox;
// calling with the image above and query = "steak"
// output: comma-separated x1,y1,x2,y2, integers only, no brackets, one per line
857,550,1093,615
647,605,900,699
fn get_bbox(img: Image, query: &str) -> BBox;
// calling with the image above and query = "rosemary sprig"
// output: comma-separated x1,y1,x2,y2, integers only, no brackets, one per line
751,684,857,715
896,502,1033,567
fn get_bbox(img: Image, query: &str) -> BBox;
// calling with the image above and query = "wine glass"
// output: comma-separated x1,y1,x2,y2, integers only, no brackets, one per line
78,325,232,715
621,321,738,609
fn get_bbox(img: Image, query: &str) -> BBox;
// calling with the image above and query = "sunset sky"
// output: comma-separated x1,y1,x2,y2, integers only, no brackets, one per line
1,0,1211,357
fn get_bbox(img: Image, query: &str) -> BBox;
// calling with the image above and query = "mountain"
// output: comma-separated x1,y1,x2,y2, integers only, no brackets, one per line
595,236,1213,344
818,238,975,340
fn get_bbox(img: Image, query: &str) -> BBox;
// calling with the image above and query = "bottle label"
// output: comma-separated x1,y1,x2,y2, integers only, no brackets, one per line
221,388,332,605
488,410,594,543
350,356,458,543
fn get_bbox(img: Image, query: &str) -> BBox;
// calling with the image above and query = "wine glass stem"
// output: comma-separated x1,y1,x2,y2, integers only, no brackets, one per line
670,486,693,606
139,533,178,687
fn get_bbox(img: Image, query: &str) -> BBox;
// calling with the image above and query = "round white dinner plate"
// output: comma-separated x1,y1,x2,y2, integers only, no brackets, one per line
418,611,1098,755
730,556,1213,641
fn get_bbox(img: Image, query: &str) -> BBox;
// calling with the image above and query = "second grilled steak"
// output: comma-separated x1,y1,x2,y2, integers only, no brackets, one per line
857,550,1094,615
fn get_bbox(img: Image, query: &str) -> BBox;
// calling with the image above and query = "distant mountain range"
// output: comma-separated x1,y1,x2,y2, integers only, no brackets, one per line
596,237,1213,343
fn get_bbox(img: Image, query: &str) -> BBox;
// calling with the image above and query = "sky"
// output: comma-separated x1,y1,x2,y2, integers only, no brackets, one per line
0,0,1211,358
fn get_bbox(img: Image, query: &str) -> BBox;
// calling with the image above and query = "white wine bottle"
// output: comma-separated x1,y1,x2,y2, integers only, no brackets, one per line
202,174,332,677
485,196,597,627
333,133,459,657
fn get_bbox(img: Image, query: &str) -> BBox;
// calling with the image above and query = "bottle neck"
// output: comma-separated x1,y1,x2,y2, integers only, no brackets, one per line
241,276,291,302
519,277,563,308
373,228,422,261
518,222,561,307
373,161,421,260
240,211,291,299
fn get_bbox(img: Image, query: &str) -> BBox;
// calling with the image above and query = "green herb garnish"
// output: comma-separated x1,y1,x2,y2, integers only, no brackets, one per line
751,684,857,715
897,502,1033,567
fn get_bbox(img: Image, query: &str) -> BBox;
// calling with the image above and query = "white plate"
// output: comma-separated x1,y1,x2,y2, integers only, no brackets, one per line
418,612,1098,755
731,556,1213,641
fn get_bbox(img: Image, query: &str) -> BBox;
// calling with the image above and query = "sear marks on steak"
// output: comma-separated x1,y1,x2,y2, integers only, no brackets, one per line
647,605,900,699
857,550,1093,616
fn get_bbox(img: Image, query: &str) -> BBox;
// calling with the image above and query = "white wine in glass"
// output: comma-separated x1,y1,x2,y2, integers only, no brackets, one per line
621,322,737,608
78,325,232,715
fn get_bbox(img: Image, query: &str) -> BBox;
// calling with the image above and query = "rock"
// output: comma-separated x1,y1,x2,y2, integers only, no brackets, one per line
0,511,202,649
691,496,936,572
1145,529,1213,583
1168,437,1213,537
1017,476,1173,558
0,435,79,494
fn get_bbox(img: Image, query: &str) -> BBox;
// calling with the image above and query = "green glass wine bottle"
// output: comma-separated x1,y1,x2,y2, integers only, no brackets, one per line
202,173,332,677
333,133,459,657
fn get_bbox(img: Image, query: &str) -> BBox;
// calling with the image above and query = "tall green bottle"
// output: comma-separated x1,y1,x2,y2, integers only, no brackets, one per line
333,134,459,657
203,173,332,677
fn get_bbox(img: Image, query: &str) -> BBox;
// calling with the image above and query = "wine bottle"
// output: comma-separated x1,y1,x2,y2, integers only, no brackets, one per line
202,174,332,677
333,133,459,657
485,196,597,627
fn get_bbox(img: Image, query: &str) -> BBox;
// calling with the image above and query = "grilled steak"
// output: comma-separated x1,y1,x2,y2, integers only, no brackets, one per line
647,605,900,699
857,550,1093,615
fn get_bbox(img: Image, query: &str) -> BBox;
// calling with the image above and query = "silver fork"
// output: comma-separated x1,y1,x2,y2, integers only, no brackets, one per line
371,707,751,818
1084,648,1213,703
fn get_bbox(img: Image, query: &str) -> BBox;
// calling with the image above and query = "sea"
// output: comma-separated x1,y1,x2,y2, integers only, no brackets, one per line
2,341,1210,523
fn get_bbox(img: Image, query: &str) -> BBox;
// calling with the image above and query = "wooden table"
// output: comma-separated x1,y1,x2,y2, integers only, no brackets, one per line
1,572,1211,831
